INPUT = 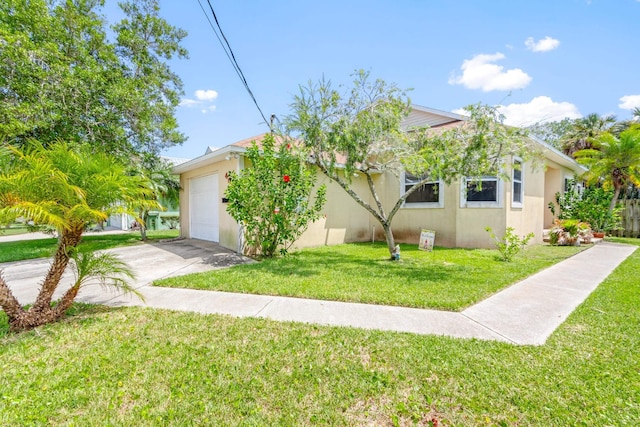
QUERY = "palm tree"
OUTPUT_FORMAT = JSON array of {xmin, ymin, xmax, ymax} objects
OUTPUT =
[
  {"xmin": 0, "ymin": 142, "xmax": 154, "ymax": 331},
  {"xmin": 561, "ymin": 113, "xmax": 616, "ymax": 157},
  {"xmin": 132, "ymin": 155, "xmax": 181, "ymax": 241},
  {"xmin": 574, "ymin": 127, "xmax": 640, "ymax": 211}
]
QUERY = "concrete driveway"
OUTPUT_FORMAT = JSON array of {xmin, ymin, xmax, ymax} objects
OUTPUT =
[{"xmin": 2, "ymin": 239, "xmax": 252, "ymax": 306}]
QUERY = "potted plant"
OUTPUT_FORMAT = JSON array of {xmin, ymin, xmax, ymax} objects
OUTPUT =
[{"xmin": 549, "ymin": 219, "xmax": 592, "ymax": 246}]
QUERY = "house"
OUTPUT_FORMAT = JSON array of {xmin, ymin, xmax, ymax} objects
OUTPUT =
[{"xmin": 173, "ymin": 106, "xmax": 586, "ymax": 251}]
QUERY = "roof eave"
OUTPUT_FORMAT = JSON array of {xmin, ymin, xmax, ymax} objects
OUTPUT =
[{"xmin": 172, "ymin": 145, "xmax": 247, "ymax": 174}]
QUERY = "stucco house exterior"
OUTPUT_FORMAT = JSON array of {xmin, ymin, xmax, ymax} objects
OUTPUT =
[{"xmin": 173, "ymin": 106, "xmax": 585, "ymax": 251}]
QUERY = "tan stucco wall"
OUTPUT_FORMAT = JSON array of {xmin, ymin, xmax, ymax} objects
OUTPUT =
[
  {"xmin": 543, "ymin": 160, "xmax": 578, "ymax": 229},
  {"xmin": 179, "ymin": 158, "xmax": 240, "ymax": 251},
  {"xmin": 506, "ymin": 161, "xmax": 546, "ymax": 245},
  {"xmin": 178, "ymin": 154, "xmax": 573, "ymax": 252},
  {"xmin": 293, "ymin": 171, "xmax": 373, "ymax": 249}
]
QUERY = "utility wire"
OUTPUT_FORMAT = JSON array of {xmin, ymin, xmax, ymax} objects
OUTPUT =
[{"xmin": 196, "ymin": 0, "xmax": 270, "ymax": 127}]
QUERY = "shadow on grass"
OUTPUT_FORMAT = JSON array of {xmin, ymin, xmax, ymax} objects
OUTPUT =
[{"xmin": 219, "ymin": 242, "xmax": 467, "ymax": 283}]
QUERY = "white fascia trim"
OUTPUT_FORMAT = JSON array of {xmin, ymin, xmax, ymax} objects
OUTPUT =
[
  {"xmin": 511, "ymin": 156, "xmax": 524, "ymax": 209},
  {"xmin": 411, "ymin": 104, "xmax": 469, "ymax": 122},
  {"xmin": 172, "ymin": 145, "xmax": 247, "ymax": 174}
]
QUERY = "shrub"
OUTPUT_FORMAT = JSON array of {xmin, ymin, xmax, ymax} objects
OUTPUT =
[
  {"xmin": 485, "ymin": 227, "xmax": 534, "ymax": 262},
  {"xmin": 548, "ymin": 180, "xmax": 621, "ymax": 233},
  {"xmin": 225, "ymin": 134, "xmax": 326, "ymax": 257},
  {"xmin": 160, "ymin": 215, "xmax": 180, "ymax": 229}
]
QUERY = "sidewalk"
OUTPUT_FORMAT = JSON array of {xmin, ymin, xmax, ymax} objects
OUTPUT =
[
  {"xmin": 77, "ymin": 241, "xmax": 636, "ymax": 346},
  {"xmin": 0, "ymin": 227, "xmax": 129, "ymax": 243}
]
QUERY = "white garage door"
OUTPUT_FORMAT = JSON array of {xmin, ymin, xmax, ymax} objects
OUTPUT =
[{"xmin": 189, "ymin": 174, "xmax": 219, "ymax": 241}]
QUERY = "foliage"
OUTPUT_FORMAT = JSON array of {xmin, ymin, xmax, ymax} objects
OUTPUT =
[
  {"xmin": 156, "ymin": 242, "xmax": 584, "ymax": 310},
  {"xmin": 0, "ymin": 0, "xmax": 187, "ymax": 158},
  {"xmin": 484, "ymin": 227, "xmax": 534, "ymax": 262},
  {"xmin": 132, "ymin": 155, "xmax": 181, "ymax": 240},
  {"xmin": 285, "ymin": 70, "xmax": 536, "ymax": 258},
  {"xmin": 0, "ymin": 142, "xmax": 153, "ymax": 330},
  {"xmin": 560, "ymin": 113, "xmax": 616, "ymax": 156},
  {"xmin": 574, "ymin": 127, "xmax": 640, "ymax": 211},
  {"xmin": 225, "ymin": 133, "xmax": 326, "ymax": 257},
  {"xmin": 2, "ymin": 246, "xmax": 638, "ymax": 424},
  {"xmin": 548, "ymin": 181, "xmax": 621, "ymax": 232},
  {"xmin": 549, "ymin": 219, "xmax": 592, "ymax": 246},
  {"xmin": 525, "ymin": 118, "xmax": 575, "ymax": 150},
  {"xmin": 160, "ymin": 215, "xmax": 180, "ymax": 229},
  {"xmin": 68, "ymin": 246, "xmax": 141, "ymax": 300}
]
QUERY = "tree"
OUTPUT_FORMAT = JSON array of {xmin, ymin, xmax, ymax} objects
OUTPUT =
[
  {"xmin": 225, "ymin": 133, "xmax": 326, "ymax": 257},
  {"xmin": 560, "ymin": 113, "xmax": 616, "ymax": 157},
  {"xmin": 286, "ymin": 71, "xmax": 535, "ymax": 258},
  {"xmin": 574, "ymin": 127, "xmax": 640, "ymax": 211},
  {"xmin": 0, "ymin": 0, "xmax": 187, "ymax": 158},
  {"xmin": 0, "ymin": 142, "xmax": 155, "ymax": 331},
  {"xmin": 526, "ymin": 118, "xmax": 574, "ymax": 150},
  {"xmin": 132, "ymin": 155, "xmax": 181, "ymax": 241}
]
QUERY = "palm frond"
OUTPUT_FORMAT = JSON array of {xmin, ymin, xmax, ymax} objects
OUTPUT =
[{"xmin": 69, "ymin": 248, "xmax": 144, "ymax": 301}]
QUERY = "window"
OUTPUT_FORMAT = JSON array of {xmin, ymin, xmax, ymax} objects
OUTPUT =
[
  {"xmin": 461, "ymin": 176, "xmax": 503, "ymax": 208},
  {"xmin": 402, "ymin": 172, "xmax": 442, "ymax": 207},
  {"xmin": 512, "ymin": 158, "xmax": 523, "ymax": 208}
]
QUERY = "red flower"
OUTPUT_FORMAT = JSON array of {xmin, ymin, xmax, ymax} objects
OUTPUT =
[
  {"xmin": 286, "ymin": 143, "xmax": 291, "ymax": 150},
  {"xmin": 283, "ymin": 175, "xmax": 290, "ymax": 183}
]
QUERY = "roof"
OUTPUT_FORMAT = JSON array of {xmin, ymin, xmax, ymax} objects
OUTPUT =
[{"xmin": 173, "ymin": 106, "xmax": 586, "ymax": 175}]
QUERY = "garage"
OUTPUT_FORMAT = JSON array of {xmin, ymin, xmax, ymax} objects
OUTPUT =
[{"xmin": 189, "ymin": 174, "xmax": 219, "ymax": 241}]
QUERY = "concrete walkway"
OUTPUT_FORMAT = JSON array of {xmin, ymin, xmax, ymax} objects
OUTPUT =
[
  {"xmin": 2, "ymin": 239, "xmax": 636, "ymax": 345},
  {"xmin": 84, "ymin": 242, "xmax": 636, "ymax": 346}
]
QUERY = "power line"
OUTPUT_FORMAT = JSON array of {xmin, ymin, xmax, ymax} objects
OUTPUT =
[{"xmin": 196, "ymin": 0, "xmax": 270, "ymax": 127}]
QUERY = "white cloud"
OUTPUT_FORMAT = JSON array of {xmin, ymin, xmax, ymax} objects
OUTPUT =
[
  {"xmin": 195, "ymin": 89, "xmax": 218, "ymax": 101},
  {"xmin": 451, "ymin": 107, "xmax": 469, "ymax": 117},
  {"xmin": 179, "ymin": 98, "xmax": 199, "ymax": 107},
  {"xmin": 448, "ymin": 53, "xmax": 532, "ymax": 92},
  {"xmin": 525, "ymin": 36, "xmax": 560, "ymax": 52},
  {"xmin": 619, "ymin": 94, "xmax": 640, "ymax": 110},
  {"xmin": 180, "ymin": 89, "xmax": 219, "ymax": 111},
  {"xmin": 497, "ymin": 96, "xmax": 581, "ymax": 126}
]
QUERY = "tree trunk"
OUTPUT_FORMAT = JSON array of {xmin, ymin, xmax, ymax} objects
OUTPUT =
[
  {"xmin": 381, "ymin": 222, "xmax": 396, "ymax": 259},
  {"xmin": 609, "ymin": 186, "xmax": 621, "ymax": 212},
  {"xmin": 0, "ymin": 272, "xmax": 24, "ymax": 323},
  {"xmin": 7, "ymin": 224, "xmax": 85, "ymax": 331}
]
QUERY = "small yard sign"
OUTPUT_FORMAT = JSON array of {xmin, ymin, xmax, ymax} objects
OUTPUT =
[{"xmin": 419, "ymin": 229, "xmax": 435, "ymax": 252}]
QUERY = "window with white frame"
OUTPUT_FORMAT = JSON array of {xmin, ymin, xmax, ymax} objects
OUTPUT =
[
  {"xmin": 461, "ymin": 176, "xmax": 502, "ymax": 207},
  {"xmin": 512, "ymin": 158, "xmax": 523, "ymax": 208},
  {"xmin": 402, "ymin": 172, "xmax": 442, "ymax": 207}
]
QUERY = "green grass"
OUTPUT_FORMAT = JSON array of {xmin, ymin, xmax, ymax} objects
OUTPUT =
[
  {"xmin": 0, "ymin": 230, "xmax": 179, "ymax": 263},
  {"xmin": 0, "ymin": 225, "xmax": 30, "ymax": 236},
  {"xmin": 156, "ymin": 242, "xmax": 585, "ymax": 310},
  {"xmin": 605, "ymin": 235, "xmax": 640, "ymax": 245},
  {"xmin": 1, "ymin": 241, "xmax": 638, "ymax": 425}
]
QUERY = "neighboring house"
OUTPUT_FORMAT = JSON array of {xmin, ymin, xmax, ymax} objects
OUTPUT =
[
  {"xmin": 107, "ymin": 156, "xmax": 190, "ymax": 231},
  {"xmin": 173, "ymin": 106, "xmax": 586, "ymax": 251}
]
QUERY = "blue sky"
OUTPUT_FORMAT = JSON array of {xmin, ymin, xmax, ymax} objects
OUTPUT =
[{"xmin": 108, "ymin": 0, "xmax": 640, "ymax": 159}]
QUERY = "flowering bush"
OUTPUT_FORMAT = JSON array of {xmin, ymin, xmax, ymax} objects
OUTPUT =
[{"xmin": 225, "ymin": 133, "xmax": 326, "ymax": 257}]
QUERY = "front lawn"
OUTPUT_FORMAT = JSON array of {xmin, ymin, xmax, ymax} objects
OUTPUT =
[
  {"xmin": 0, "ymin": 230, "xmax": 180, "ymax": 263},
  {"xmin": 156, "ymin": 242, "xmax": 585, "ymax": 310},
  {"xmin": 1, "ymin": 241, "xmax": 638, "ymax": 425}
]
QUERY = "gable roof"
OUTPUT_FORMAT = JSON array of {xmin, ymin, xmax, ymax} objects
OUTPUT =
[{"xmin": 174, "ymin": 106, "xmax": 586, "ymax": 175}]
